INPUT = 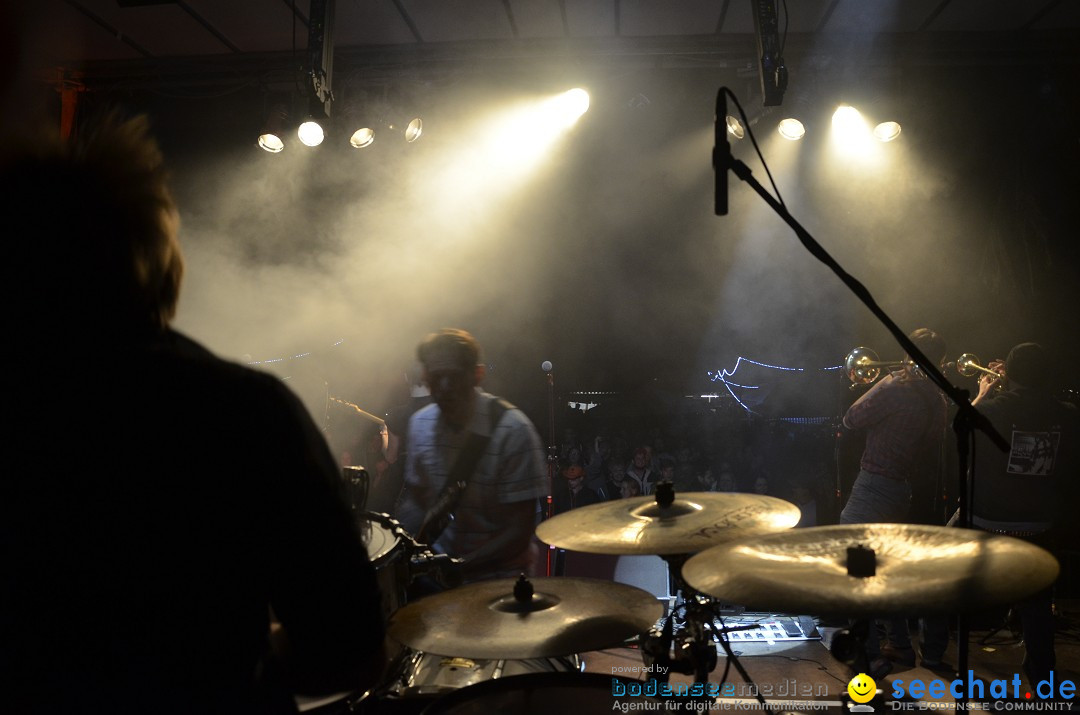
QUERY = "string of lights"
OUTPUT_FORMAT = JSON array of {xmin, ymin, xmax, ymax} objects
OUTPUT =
[
  {"xmin": 708, "ymin": 357, "xmax": 842, "ymax": 413},
  {"xmin": 244, "ymin": 339, "xmax": 345, "ymax": 367}
]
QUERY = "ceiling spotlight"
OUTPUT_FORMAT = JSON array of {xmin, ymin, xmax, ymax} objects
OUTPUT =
[
  {"xmin": 297, "ymin": 119, "xmax": 325, "ymax": 147},
  {"xmin": 777, "ymin": 118, "xmax": 805, "ymax": 141},
  {"xmin": 831, "ymin": 105, "xmax": 865, "ymax": 133},
  {"xmin": 258, "ymin": 133, "xmax": 285, "ymax": 154},
  {"xmin": 873, "ymin": 121, "xmax": 902, "ymax": 142},
  {"xmin": 349, "ymin": 126, "xmax": 375, "ymax": 148},
  {"xmin": 562, "ymin": 88, "xmax": 590, "ymax": 117},
  {"xmin": 549, "ymin": 88, "xmax": 590, "ymax": 127},
  {"xmin": 726, "ymin": 115, "xmax": 745, "ymax": 140},
  {"xmin": 257, "ymin": 104, "xmax": 288, "ymax": 153},
  {"xmin": 404, "ymin": 117, "xmax": 423, "ymax": 143}
]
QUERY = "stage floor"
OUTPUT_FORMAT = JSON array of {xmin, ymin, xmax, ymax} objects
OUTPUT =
[
  {"xmin": 320, "ymin": 601, "xmax": 1080, "ymax": 714},
  {"xmin": 579, "ymin": 603, "xmax": 1080, "ymax": 712}
]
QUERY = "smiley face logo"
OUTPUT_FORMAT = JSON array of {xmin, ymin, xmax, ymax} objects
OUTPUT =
[{"xmin": 848, "ymin": 672, "xmax": 877, "ymax": 703}]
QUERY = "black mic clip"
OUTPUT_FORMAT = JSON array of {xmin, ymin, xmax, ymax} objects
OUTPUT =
[
  {"xmin": 409, "ymin": 552, "xmax": 465, "ymax": 590},
  {"xmin": 714, "ymin": 87, "xmax": 731, "ymax": 216}
]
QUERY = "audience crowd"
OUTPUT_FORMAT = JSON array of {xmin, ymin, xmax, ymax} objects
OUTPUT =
[{"xmin": 509, "ymin": 405, "xmax": 836, "ymax": 525}]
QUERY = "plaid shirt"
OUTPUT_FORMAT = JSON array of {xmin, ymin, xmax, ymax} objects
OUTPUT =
[
  {"xmin": 398, "ymin": 390, "xmax": 547, "ymax": 579},
  {"xmin": 844, "ymin": 370, "xmax": 947, "ymax": 481}
]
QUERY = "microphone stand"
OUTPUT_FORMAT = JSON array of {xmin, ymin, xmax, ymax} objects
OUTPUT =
[
  {"xmin": 544, "ymin": 369, "xmax": 558, "ymax": 576},
  {"xmin": 832, "ymin": 416, "xmax": 844, "ymax": 522},
  {"xmin": 715, "ymin": 86, "xmax": 1009, "ymax": 694}
]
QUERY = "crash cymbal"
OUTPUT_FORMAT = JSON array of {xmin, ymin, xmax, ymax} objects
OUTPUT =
[
  {"xmin": 387, "ymin": 576, "xmax": 664, "ymax": 660},
  {"xmin": 535, "ymin": 491, "xmax": 801, "ymax": 555},
  {"xmin": 681, "ymin": 523, "xmax": 1060, "ymax": 617}
]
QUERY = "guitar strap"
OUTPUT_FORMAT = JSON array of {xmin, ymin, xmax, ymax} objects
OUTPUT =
[{"xmin": 416, "ymin": 397, "xmax": 511, "ymax": 545}]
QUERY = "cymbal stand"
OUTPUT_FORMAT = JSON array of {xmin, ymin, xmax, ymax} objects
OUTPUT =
[
  {"xmin": 714, "ymin": 624, "xmax": 777, "ymax": 715},
  {"xmin": 640, "ymin": 553, "xmax": 775, "ymax": 715},
  {"xmin": 829, "ymin": 618, "xmax": 871, "ymax": 678},
  {"xmin": 830, "ymin": 619, "xmax": 887, "ymax": 710}
]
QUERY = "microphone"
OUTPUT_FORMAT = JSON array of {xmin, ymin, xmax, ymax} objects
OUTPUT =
[
  {"xmin": 541, "ymin": 360, "xmax": 553, "ymax": 373},
  {"xmin": 713, "ymin": 87, "xmax": 729, "ymax": 216}
]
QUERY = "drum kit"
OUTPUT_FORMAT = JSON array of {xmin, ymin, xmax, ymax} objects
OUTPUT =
[{"xmin": 311, "ymin": 480, "xmax": 1059, "ymax": 714}]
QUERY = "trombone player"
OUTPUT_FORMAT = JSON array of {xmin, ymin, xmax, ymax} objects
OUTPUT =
[
  {"xmin": 966, "ymin": 343, "xmax": 1079, "ymax": 688},
  {"xmin": 840, "ymin": 328, "xmax": 951, "ymax": 676}
]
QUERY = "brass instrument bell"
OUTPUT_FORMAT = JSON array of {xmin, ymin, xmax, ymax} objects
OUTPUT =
[
  {"xmin": 844, "ymin": 347, "xmax": 905, "ymax": 385},
  {"xmin": 956, "ymin": 353, "xmax": 999, "ymax": 380}
]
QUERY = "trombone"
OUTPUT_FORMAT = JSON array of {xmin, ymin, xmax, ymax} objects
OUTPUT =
[{"xmin": 844, "ymin": 347, "xmax": 907, "ymax": 386}]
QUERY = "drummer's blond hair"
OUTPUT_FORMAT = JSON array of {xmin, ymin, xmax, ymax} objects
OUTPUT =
[{"xmin": 0, "ymin": 111, "xmax": 183, "ymax": 332}]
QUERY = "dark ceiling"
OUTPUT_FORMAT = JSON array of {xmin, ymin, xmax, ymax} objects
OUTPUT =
[
  {"xmin": 9, "ymin": 0, "xmax": 1080, "ymax": 419},
  {"xmin": 26, "ymin": 0, "xmax": 1080, "ymax": 88}
]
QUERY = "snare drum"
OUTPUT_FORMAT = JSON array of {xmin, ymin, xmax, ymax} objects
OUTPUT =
[{"xmin": 357, "ymin": 511, "xmax": 413, "ymax": 620}]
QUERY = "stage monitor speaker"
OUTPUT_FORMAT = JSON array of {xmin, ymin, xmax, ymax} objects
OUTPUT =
[{"xmin": 562, "ymin": 552, "xmax": 671, "ymax": 601}]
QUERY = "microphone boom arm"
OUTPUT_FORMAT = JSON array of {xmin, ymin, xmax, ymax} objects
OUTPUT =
[
  {"xmin": 719, "ymin": 90, "xmax": 1006, "ymax": 696},
  {"xmin": 724, "ymin": 154, "xmax": 1007, "ymax": 453}
]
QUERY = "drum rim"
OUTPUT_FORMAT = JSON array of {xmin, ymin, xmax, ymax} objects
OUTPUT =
[
  {"xmin": 358, "ymin": 511, "xmax": 406, "ymax": 564},
  {"xmin": 417, "ymin": 671, "xmax": 655, "ymax": 715}
]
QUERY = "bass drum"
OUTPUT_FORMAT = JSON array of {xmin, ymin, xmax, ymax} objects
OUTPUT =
[
  {"xmin": 295, "ymin": 690, "xmax": 359, "ymax": 715},
  {"xmin": 419, "ymin": 672, "xmax": 661, "ymax": 715},
  {"xmin": 386, "ymin": 649, "xmax": 581, "ymax": 699},
  {"xmin": 350, "ymin": 649, "xmax": 581, "ymax": 714}
]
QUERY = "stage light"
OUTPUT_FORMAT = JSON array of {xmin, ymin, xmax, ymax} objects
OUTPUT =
[
  {"xmin": 297, "ymin": 119, "xmax": 325, "ymax": 147},
  {"xmin": 349, "ymin": 126, "xmax": 375, "ymax": 148},
  {"xmin": 831, "ymin": 104, "xmax": 877, "ymax": 158},
  {"xmin": 404, "ymin": 117, "xmax": 423, "ymax": 143},
  {"xmin": 338, "ymin": 94, "xmax": 379, "ymax": 149},
  {"xmin": 873, "ymin": 121, "xmax": 902, "ymax": 142},
  {"xmin": 726, "ymin": 115, "xmax": 746, "ymax": 140},
  {"xmin": 777, "ymin": 118, "xmax": 805, "ymax": 140},
  {"xmin": 257, "ymin": 104, "xmax": 288, "ymax": 153},
  {"xmin": 552, "ymin": 88, "xmax": 590, "ymax": 127},
  {"xmin": 832, "ymin": 104, "xmax": 865, "ymax": 133},
  {"xmin": 258, "ymin": 132, "xmax": 285, "ymax": 153}
]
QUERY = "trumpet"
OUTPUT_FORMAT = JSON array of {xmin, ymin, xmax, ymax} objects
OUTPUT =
[
  {"xmin": 955, "ymin": 353, "xmax": 1005, "ymax": 382},
  {"xmin": 844, "ymin": 347, "xmax": 907, "ymax": 385}
]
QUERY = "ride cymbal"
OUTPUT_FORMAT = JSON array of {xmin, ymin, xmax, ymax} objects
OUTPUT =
[
  {"xmin": 681, "ymin": 523, "xmax": 1060, "ymax": 617},
  {"xmin": 387, "ymin": 576, "xmax": 664, "ymax": 660},
  {"xmin": 535, "ymin": 491, "xmax": 801, "ymax": 555}
]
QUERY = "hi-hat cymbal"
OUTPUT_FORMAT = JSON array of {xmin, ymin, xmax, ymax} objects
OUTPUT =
[
  {"xmin": 387, "ymin": 576, "xmax": 664, "ymax": 660},
  {"xmin": 681, "ymin": 523, "xmax": 1060, "ymax": 617},
  {"xmin": 535, "ymin": 491, "xmax": 801, "ymax": 555}
]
